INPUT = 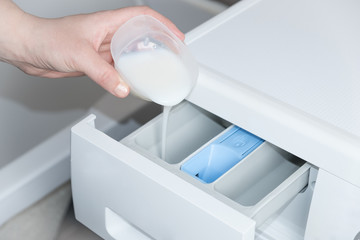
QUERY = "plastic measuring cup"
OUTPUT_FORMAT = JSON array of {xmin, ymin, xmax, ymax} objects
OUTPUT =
[{"xmin": 110, "ymin": 15, "xmax": 198, "ymax": 106}]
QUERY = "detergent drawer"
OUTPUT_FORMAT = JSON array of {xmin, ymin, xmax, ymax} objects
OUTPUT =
[{"xmin": 71, "ymin": 102, "xmax": 310, "ymax": 240}]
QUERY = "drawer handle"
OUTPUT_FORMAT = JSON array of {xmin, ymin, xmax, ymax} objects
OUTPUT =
[{"xmin": 105, "ymin": 208, "xmax": 152, "ymax": 240}]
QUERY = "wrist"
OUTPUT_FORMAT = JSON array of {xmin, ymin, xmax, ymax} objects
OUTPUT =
[{"xmin": 0, "ymin": 1, "xmax": 39, "ymax": 65}]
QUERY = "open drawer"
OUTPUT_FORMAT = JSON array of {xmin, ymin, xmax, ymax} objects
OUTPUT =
[{"xmin": 71, "ymin": 102, "xmax": 310, "ymax": 240}]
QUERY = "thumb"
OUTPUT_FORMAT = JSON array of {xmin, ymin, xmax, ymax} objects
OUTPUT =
[{"xmin": 78, "ymin": 49, "xmax": 129, "ymax": 98}]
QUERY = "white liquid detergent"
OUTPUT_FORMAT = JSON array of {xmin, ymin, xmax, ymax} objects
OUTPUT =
[
  {"xmin": 116, "ymin": 49, "xmax": 194, "ymax": 161},
  {"xmin": 111, "ymin": 15, "xmax": 198, "ymax": 162},
  {"xmin": 116, "ymin": 48, "xmax": 194, "ymax": 107},
  {"xmin": 161, "ymin": 105, "xmax": 172, "ymax": 160}
]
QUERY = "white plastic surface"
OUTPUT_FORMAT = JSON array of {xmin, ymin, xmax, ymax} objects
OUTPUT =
[
  {"xmin": 121, "ymin": 102, "xmax": 226, "ymax": 163},
  {"xmin": 188, "ymin": 0, "xmax": 360, "ymax": 137},
  {"xmin": 256, "ymin": 167, "xmax": 318, "ymax": 240},
  {"xmin": 71, "ymin": 113, "xmax": 256, "ymax": 240},
  {"xmin": 71, "ymin": 102, "xmax": 311, "ymax": 239},
  {"xmin": 105, "ymin": 208, "xmax": 152, "ymax": 240},
  {"xmin": 121, "ymin": 103, "xmax": 309, "ymax": 226},
  {"xmin": 185, "ymin": 0, "xmax": 360, "ymax": 187},
  {"xmin": 305, "ymin": 169, "xmax": 360, "ymax": 239}
]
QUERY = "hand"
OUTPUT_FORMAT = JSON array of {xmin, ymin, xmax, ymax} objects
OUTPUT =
[{"xmin": 0, "ymin": 1, "xmax": 184, "ymax": 98}]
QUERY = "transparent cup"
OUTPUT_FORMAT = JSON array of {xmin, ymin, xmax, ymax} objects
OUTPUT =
[{"xmin": 110, "ymin": 15, "xmax": 198, "ymax": 106}]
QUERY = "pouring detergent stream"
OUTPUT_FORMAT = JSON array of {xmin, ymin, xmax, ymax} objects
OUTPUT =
[{"xmin": 111, "ymin": 15, "xmax": 198, "ymax": 161}]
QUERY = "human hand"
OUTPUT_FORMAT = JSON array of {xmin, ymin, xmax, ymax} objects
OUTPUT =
[{"xmin": 0, "ymin": 2, "xmax": 184, "ymax": 98}]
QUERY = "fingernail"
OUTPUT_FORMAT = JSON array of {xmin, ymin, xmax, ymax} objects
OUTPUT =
[{"xmin": 114, "ymin": 84, "xmax": 129, "ymax": 98}]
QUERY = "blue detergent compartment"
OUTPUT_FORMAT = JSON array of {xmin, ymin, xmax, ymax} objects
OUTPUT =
[{"xmin": 181, "ymin": 126, "xmax": 264, "ymax": 183}]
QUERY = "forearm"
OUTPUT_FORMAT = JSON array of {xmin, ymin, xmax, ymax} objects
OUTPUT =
[
  {"xmin": 0, "ymin": 0, "xmax": 58, "ymax": 76},
  {"xmin": 0, "ymin": 0, "xmax": 26, "ymax": 63},
  {"xmin": 0, "ymin": 0, "xmax": 43, "ymax": 69}
]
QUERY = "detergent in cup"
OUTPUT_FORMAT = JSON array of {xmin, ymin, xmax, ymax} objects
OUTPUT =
[{"xmin": 110, "ymin": 15, "xmax": 198, "ymax": 107}]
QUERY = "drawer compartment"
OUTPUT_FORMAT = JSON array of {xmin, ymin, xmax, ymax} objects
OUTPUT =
[
  {"xmin": 214, "ymin": 143, "xmax": 304, "ymax": 207},
  {"xmin": 121, "ymin": 102, "xmax": 227, "ymax": 164},
  {"xmin": 71, "ymin": 102, "xmax": 310, "ymax": 240},
  {"xmin": 180, "ymin": 125, "xmax": 265, "ymax": 183}
]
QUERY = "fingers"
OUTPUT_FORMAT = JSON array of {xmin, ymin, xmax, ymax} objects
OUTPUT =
[
  {"xmin": 140, "ymin": 7, "xmax": 185, "ymax": 41},
  {"xmin": 77, "ymin": 48, "xmax": 129, "ymax": 98},
  {"xmin": 106, "ymin": 6, "xmax": 185, "ymax": 41}
]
